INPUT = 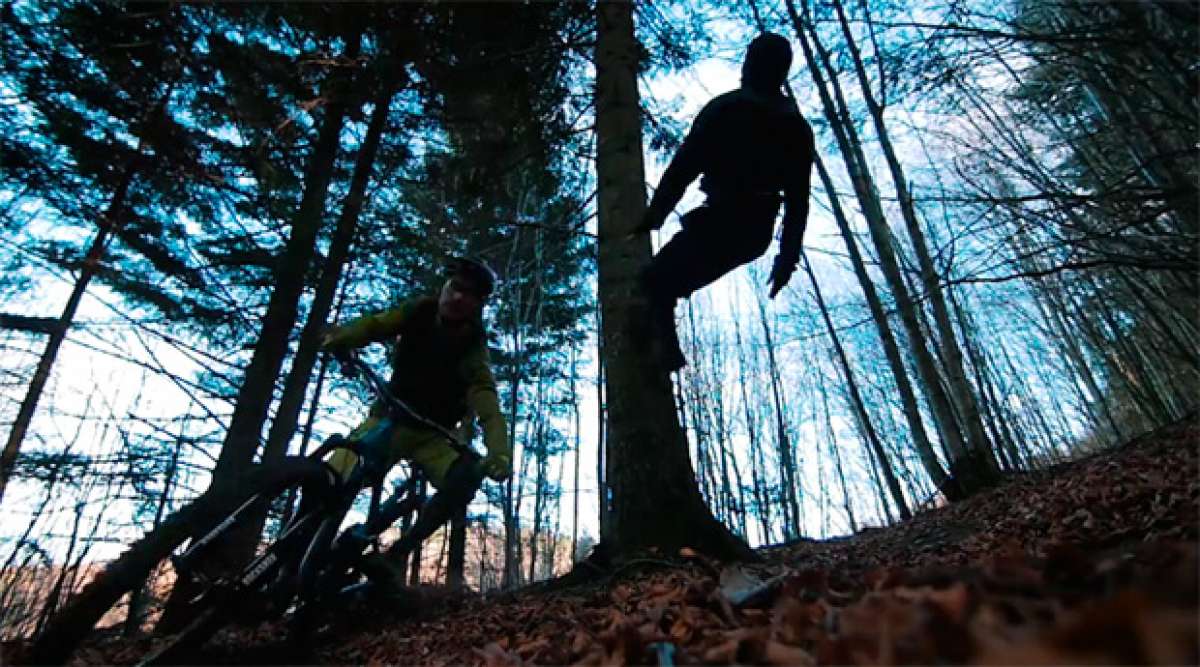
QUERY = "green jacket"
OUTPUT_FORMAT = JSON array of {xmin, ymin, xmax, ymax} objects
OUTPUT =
[{"xmin": 323, "ymin": 297, "xmax": 509, "ymax": 462}]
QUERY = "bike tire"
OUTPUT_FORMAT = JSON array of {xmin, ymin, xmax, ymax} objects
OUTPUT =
[
  {"xmin": 140, "ymin": 457, "xmax": 337, "ymax": 665},
  {"xmin": 138, "ymin": 603, "xmax": 224, "ymax": 666}
]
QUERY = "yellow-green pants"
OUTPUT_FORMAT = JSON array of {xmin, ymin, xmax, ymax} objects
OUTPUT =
[{"xmin": 324, "ymin": 416, "xmax": 459, "ymax": 489}]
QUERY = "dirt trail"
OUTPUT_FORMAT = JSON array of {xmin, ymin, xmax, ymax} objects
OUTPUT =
[{"xmin": 69, "ymin": 417, "xmax": 1200, "ymax": 665}]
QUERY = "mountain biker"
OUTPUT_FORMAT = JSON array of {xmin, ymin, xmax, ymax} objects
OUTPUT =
[
  {"xmin": 629, "ymin": 32, "xmax": 815, "ymax": 371},
  {"xmin": 319, "ymin": 256, "xmax": 511, "ymax": 585}
]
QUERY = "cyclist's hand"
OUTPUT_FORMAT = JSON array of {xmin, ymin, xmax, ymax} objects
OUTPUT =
[
  {"xmin": 481, "ymin": 452, "xmax": 512, "ymax": 481},
  {"xmin": 321, "ymin": 325, "xmax": 350, "ymax": 350}
]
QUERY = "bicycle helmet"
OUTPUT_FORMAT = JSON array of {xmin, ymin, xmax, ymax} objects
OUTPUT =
[{"xmin": 445, "ymin": 256, "xmax": 498, "ymax": 299}]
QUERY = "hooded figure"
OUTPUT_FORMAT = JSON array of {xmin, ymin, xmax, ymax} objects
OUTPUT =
[
  {"xmin": 742, "ymin": 31, "xmax": 793, "ymax": 94},
  {"xmin": 633, "ymin": 32, "xmax": 815, "ymax": 372}
]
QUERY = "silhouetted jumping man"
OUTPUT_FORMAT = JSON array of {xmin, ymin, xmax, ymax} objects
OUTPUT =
[{"xmin": 631, "ymin": 32, "xmax": 815, "ymax": 371}]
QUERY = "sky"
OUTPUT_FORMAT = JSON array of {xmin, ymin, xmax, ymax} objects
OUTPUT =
[{"xmin": 2, "ymin": 33, "xmax": 884, "ymax": 570}]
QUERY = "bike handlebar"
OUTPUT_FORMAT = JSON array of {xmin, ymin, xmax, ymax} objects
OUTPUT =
[{"xmin": 330, "ymin": 350, "xmax": 474, "ymax": 458}]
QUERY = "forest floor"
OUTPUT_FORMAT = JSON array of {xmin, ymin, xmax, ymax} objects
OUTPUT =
[{"xmin": 73, "ymin": 416, "xmax": 1198, "ymax": 665}]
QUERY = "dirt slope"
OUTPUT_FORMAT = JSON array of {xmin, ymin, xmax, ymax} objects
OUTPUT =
[{"xmin": 75, "ymin": 417, "xmax": 1199, "ymax": 665}]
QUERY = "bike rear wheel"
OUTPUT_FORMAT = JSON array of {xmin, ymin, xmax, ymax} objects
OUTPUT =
[{"xmin": 139, "ymin": 457, "xmax": 337, "ymax": 665}]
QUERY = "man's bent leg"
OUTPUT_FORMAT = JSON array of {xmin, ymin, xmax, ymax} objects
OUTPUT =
[
  {"xmin": 324, "ymin": 416, "xmax": 388, "ymax": 482},
  {"xmin": 651, "ymin": 204, "xmax": 777, "ymax": 298},
  {"xmin": 384, "ymin": 454, "xmax": 483, "ymax": 561},
  {"xmin": 358, "ymin": 427, "xmax": 480, "ymax": 590},
  {"xmin": 644, "ymin": 212, "xmax": 771, "ymax": 371},
  {"xmin": 643, "ymin": 227, "xmax": 703, "ymax": 371},
  {"xmin": 289, "ymin": 417, "xmax": 385, "ymax": 531}
]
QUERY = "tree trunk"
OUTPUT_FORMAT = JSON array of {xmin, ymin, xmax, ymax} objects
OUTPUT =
[
  {"xmin": 239, "ymin": 70, "xmax": 398, "ymax": 547},
  {"xmin": 786, "ymin": 0, "xmax": 997, "ymax": 497},
  {"xmin": 0, "ymin": 155, "xmax": 141, "ymax": 509},
  {"xmin": 409, "ymin": 478, "xmax": 427, "ymax": 586},
  {"xmin": 731, "ymin": 291, "xmax": 773, "ymax": 544},
  {"xmin": 830, "ymin": 0, "xmax": 997, "ymax": 478},
  {"xmin": 209, "ymin": 27, "xmax": 359, "ymax": 481},
  {"xmin": 804, "ymin": 57, "xmax": 949, "ymax": 487},
  {"xmin": 950, "ymin": 290, "xmax": 1025, "ymax": 470},
  {"xmin": 394, "ymin": 475, "xmax": 419, "ymax": 577},
  {"xmin": 501, "ymin": 249, "xmax": 523, "ymax": 589},
  {"xmin": 447, "ymin": 508, "xmax": 466, "ymax": 589},
  {"xmin": 862, "ymin": 428, "xmax": 895, "ymax": 525},
  {"xmin": 279, "ymin": 321, "xmax": 341, "ymax": 532},
  {"xmin": 124, "ymin": 424, "xmax": 185, "ymax": 638},
  {"xmin": 596, "ymin": 303, "xmax": 608, "ymax": 538},
  {"xmin": 803, "ymin": 254, "xmax": 910, "ymax": 520},
  {"xmin": 527, "ymin": 233, "xmax": 548, "ymax": 583},
  {"xmin": 500, "ymin": 430, "xmax": 519, "ymax": 588},
  {"xmin": 1036, "ymin": 284, "xmax": 1123, "ymax": 442},
  {"xmin": 822, "ymin": 386, "xmax": 857, "ymax": 532},
  {"xmin": 569, "ymin": 345, "xmax": 581, "ymax": 561},
  {"xmin": 754, "ymin": 291, "xmax": 804, "ymax": 537},
  {"xmin": 261, "ymin": 74, "xmax": 399, "ymax": 466},
  {"xmin": 528, "ymin": 413, "xmax": 545, "ymax": 584},
  {"xmin": 34, "ymin": 499, "xmax": 87, "ymax": 638},
  {"xmin": 593, "ymin": 0, "xmax": 748, "ymax": 561},
  {"xmin": 682, "ymin": 305, "xmax": 716, "ymax": 515},
  {"xmin": 157, "ymin": 31, "xmax": 360, "ymax": 629},
  {"xmin": 547, "ymin": 449, "xmax": 567, "ymax": 578}
]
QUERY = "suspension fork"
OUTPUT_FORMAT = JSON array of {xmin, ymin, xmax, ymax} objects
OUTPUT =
[{"xmin": 365, "ymin": 477, "xmax": 423, "ymax": 536}]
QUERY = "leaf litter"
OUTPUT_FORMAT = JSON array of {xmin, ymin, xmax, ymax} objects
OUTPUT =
[{"xmin": 74, "ymin": 417, "xmax": 1198, "ymax": 665}]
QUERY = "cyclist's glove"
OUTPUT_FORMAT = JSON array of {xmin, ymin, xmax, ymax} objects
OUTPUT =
[
  {"xmin": 321, "ymin": 327, "xmax": 357, "ymax": 371},
  {"xmin": 319, "ymin": 325, "xmax": 343, "ymax": 349},
  {"xmin": 481, "ymin": 452, "xmax": 512, "ymax": 481}
]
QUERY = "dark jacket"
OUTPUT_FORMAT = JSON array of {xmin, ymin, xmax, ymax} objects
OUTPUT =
[
  {"xmin": 646, "ymin": 87, "xmax": 815, "ymax": 263},
  {"xmin": 323, "ymin": 297, "xmax": 509, "ymax": 460}
]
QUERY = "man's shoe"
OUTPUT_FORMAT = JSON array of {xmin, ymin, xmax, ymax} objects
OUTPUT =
[
  {"xmin": 645, "ymin": 294, "xmax": 687, "ymax": 373},
  {"xmin": 358, "ymin": 553, "xmax": 407, "ymax": 594}
]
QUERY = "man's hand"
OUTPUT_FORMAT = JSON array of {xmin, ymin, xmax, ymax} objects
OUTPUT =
[
  {"xmin": 321, "ymin": 327, "xmax": 358, "ymax": 374},
  {"xmin": 480, "ymin": 452, "xmax": 512, "ymax": 481},
  {"xmin": 768, "ymin": 255, "xmax": 796, "ymax": 299}
]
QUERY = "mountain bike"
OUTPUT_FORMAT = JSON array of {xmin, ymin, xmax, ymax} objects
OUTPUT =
[{"xmin": 138, "ymin": 352, "xmax": 477, "ymax": 665}]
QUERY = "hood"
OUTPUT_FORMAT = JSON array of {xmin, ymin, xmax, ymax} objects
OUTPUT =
[{"xmin": 741, "ymin": 32, "xmax": 793, "ymax": 95}]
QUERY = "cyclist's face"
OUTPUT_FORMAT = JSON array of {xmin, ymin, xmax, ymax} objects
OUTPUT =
[{"xmin": 438, "ymin": 275, "xmax": 483, "ymax": 323}]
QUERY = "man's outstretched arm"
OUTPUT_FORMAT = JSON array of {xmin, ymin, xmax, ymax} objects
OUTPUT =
[
  {"xmin": 462, "ymin": 345, "xmax": 511, "ymax": 480},
  {"xmin": 322, "ymin": 301, "xmax": 414, "ymax": 350},
  {"xmin": 634, "ymin": 105, "xmax": 716, "ymax": 234},
  {"xmin": 769, "ymin": 119, "xmax": 816, "ymax": 298}
]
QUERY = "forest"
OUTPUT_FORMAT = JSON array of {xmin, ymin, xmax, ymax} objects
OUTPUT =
[{"xmin": 1, "ymin": 0, "xmax": 1196, "ymax": 664}]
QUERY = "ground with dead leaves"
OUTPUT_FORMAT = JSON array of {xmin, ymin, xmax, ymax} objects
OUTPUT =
[{"xmin": 71, "ymin": 417, "xmax": 1199, "ymax": 665}]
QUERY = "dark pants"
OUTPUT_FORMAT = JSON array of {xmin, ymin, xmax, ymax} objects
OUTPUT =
[
  {"xmin": 643, "ymin": 198, "xmax": 780, "ymax": 367},
  {"xmin": 384, "ymin": 453, "xmax": 482, "ymax": 560},
  {"xmin": 313, "ymin": 452, "xmax": 482, "ymax": 582}
]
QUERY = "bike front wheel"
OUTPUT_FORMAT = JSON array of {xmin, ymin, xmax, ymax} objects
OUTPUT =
[{"xmin": 139, "ymin": 456, "xmax": 338, "ymax": 665}]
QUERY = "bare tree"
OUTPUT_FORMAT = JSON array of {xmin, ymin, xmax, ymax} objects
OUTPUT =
[
  {"xmin": 802, "ymin": 253, "xmax": 910, "ymax": 519},
  {"xmin": 593, "ymin": 0, "xmax": 748, "ymax": 561}
]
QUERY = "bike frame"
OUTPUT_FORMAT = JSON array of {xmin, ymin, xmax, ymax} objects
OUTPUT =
[{"xmin": 172, "ymin": 351, "xmax": 475, "ymax": 613}]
